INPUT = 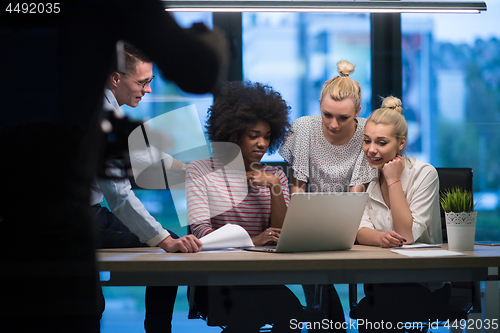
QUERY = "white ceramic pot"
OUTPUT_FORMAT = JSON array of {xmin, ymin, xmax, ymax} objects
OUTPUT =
[{"xmin": 445, "ymin": 211, "xmax": 477, "ymax": 251}]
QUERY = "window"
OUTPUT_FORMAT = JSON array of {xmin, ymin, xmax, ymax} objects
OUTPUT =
[
  {"xmin": 119, "ymin": 8, "xmax": 500, "ymax": 241},
  {"xmin": 243, "ymin": 12, "xmax": 371, "ymax": 161},
  {"xmin": 101, "ymin": 13, "xmax": 215, "ymax": 333},
  {"xmin": 120, "ymin": 12, "xmax": 213, "ymax": 236},
  {"xmin": 402, "ymin": 1, "xmax": 500, "ymax": 240}
]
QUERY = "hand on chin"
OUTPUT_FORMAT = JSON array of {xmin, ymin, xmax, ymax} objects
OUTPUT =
[{"xmin": 381, "ymin": 155, "xmax": 405, "ymax": 182}]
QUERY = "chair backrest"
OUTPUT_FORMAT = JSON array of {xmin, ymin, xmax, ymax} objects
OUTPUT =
[
  {"xmin": 264, "ymin": 161, "xmax": 314, "ymax": 192},
  {"xmin": 263, "ymin": 161, "xmax": 291, "ymax": 181},
  {"xmin": 435, "ymin": 168, "xmax": 473, "ymax": 242}
]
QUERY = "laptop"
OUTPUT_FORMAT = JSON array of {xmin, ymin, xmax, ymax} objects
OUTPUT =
[{"xmin": 244, "ymin": 192, "xmax": 368, "ymax": 253}]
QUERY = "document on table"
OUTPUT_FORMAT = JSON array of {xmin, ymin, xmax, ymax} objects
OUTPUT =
[
  {"xmin": 400, "ymin": 242, "xmax": 441, "ymax": 249},
  {"xmin": 199, "ymin": 224, "xmax": 254, "ymax": 251},
  {"xmin": 198, "ymin": 248, "xmax": 247, "ymax": 253},
  {"xmin": 392, "ymin": 249, "xmax": 465, "ymax": 257}
]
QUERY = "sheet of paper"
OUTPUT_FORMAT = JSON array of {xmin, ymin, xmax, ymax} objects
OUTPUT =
[
  {"xmin": 197, "ymin": 248, "xmax": 247, "ymax": 253},
  {"xmin": 199, "ymin": 224, "xmax": 254, "ymax": 251},
  {"xmin": 391, "ymin": 249, "xmax": 465, "ymax": 257},
  {"xmin": 400, "ymin": 242, "xmax": 441, "ymax": 249}
]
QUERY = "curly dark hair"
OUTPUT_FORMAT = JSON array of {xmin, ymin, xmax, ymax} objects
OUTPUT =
[{"xmin": 206, "ymin": 81, "xmax": 291, "ymax": 154}]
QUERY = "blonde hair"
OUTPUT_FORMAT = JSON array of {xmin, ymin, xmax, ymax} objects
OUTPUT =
[
  {"xmin": 319, "ymin": 60, "xmax": 361, "ymax": 111},
  {"xmin": 368, "ymin": 96, "xmax": 408, "ymax": 146},
  {"xmin": 124, "ymin": 42, "xmax": 151, "ymax": 74}
]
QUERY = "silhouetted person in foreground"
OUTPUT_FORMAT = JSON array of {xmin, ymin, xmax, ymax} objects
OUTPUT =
[{"xmin": 0, "ymin": 1, "xmax": 227, "ymax": 332}]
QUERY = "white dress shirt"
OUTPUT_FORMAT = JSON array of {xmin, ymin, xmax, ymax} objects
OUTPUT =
[
  {"xmin": 359, "ymin": 157, "xmax": 443, "ymax": 244},
  {"xmin": 359, "ymin": 158, "xmax": 445, "ymax": 291},
  {"xmin": 89, "ymin": 88, "xmax": 170, "ymax": 246}
]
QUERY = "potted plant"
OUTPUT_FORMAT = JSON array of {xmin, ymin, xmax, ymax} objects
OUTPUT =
[{"xmin": 440, "ymin": 187, "xmax": 477, "ymax": 251}]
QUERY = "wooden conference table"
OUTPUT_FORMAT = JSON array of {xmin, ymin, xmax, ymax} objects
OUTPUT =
[
  {"xmin": 97, "ymin": 244, "xmax": 500, "ymax": 328},
  {"xmin": 97, "ymin": 244, "xmax": 500, "ymax": 286}
]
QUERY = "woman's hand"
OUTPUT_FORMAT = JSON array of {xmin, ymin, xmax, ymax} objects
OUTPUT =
[
  {"xmin": 246, "ymin": 170, "xmax": 280, "ymax": 190},
  {"xmin": 378, "ymin": 230, "xmax": 407, "ymax": 248},
  {"xmin": 381, "ymin": 155, "xmax": 405, "ymax": 185},
  {"xmin": 251, "ymin": 227, "xmax": 281, "ymax": 246}
]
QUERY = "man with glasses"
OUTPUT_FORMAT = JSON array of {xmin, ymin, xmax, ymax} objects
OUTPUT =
[
  {"xmin": 107, "ymin": 46, "xmax": 155, "ymax": 108},
  {"xmin": 92, "ymin": 42, "xmax": 202, "ymax": 333}
]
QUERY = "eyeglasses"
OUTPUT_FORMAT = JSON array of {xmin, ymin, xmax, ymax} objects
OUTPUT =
[{"xmin": 118, "ymin": 72, "xmax": 155, "ymax": 88}]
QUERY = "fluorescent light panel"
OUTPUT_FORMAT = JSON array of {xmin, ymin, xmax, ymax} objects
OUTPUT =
[{"xmin": 163, "ymin": 1, "xmax": 487, "ymax": 13}]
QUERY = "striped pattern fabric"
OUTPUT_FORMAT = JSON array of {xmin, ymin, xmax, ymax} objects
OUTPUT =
[{"xmin": 186, "ymin": 158, "xmax": 290, "ymax": 238}]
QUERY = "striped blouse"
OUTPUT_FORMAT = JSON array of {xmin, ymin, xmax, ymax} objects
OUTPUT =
[{"xmin": 186, "ymin": 158, "xmax": 290, "ymax": 238}]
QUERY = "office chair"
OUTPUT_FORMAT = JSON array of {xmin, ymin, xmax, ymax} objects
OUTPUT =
[
  {"xmin": 188, "ymin": 286, "xmax": 266, "ymax": 330},
  {"xmin": 348, "ymin": 167, "xmax": 481, "ymax": 332},
  {"xmin": 188, "ymin": 286, "xmax": 330, "ymax": 332}
]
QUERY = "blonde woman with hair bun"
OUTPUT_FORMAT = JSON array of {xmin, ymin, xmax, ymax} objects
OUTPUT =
[
  {"xmin": 280, "ymin": 59, "xmax": 375, "ymax": 194},
  {"xmin": 279, "ymin": 60, "xmax": 376, "ymax": 330},
  {"xmin": 352, "ymin": 96, "xmax": 449, "ymax": 333},
  {"xmin": 358, "ymin": 95, "xmax": 442, "ymax": 246}
]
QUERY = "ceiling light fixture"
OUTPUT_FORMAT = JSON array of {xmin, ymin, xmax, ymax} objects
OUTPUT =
[{"xmin": 162, "ymin": 1, "xmax": 487, "ymax": 14}]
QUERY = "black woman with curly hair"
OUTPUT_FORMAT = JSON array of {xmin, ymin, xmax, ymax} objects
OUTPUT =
[{"xmin": 185, "ymin": 81, "xmax": 304, "ymax": 333}]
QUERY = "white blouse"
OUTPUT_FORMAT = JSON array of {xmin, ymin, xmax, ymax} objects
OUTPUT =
[
  {"xmin": 359, "ymin": 157, "xmax": 443, "ymax": 244},
  {"xmin": 279, "ymin": 115, "xmax": 376, "ymax": 192}
]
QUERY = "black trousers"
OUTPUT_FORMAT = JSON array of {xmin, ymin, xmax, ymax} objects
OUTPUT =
[
  {"xmin": 351, "ymin": 283, "xmax": 451, "ymax": 333},
  {"xmin": 193, "ymin": 285, "xmax": 304, "ymax": 333},
  {"xmin": 302, "ymin": 284, "xmax": 347, "ymax": 332}
]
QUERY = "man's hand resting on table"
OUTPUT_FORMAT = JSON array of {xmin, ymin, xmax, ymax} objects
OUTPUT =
[{"xmin": 157, "ymin": 235, "xmax": 203, "ymax": 253}]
